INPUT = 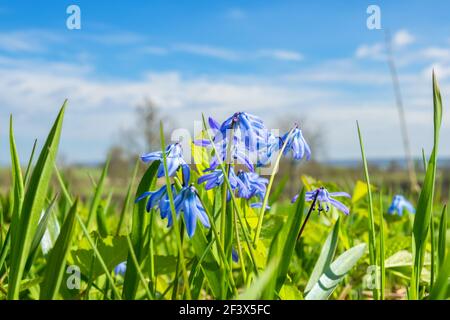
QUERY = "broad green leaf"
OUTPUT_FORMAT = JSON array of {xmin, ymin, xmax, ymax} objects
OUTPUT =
[
  {"xmin": 305, "ymin": 243, "xmax": 366, "ymax": 300},
  {"xmin": 411, "ymin": 72, "xmax": 442, "ymax": 299},
  {"xmin": 305, "ymin": 218, "xmax": 340, "ymax": 293},
  {"xmin": 8, "ymin": 102, "xmax": 66, "ymax": 300},
  {"xmin": 72, "ymin": 233, "xmax": 128, "ymax": 278},
  {"xmin": 40, "ymin": 199, "xmax": 78, "ymax": 299}
]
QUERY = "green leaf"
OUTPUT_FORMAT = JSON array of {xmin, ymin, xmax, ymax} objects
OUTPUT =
[
  {"xmin": 72, "ymin": 233, "xmax": 128, "ymax": 278},
  {"xmin": 411, "ymin": 72, "xmax": 442, "ymax": 299},
  {"xmin": 273, "ymin": 188, "xmax": 306, "ymax": 292},
  {"xmin": 8, "ymin": 102, "xmax": 66, "ymax": 300},
  {"xmin": 123, "ymin": 160, "xmax": 159, "ymax": 299},
  {"xmin": 305, "ymin": 243, "xmax": 366, "ymax": 300},
  {"xmin": 86, "ymin": 157, "xmax": 110, "ymax": 229},
  {"xmin": 238, "ymin": 261, "xmax": 277, "ymax": 300},
  {"xmin": 429, "ymin": 252, "xmax": 450, "ymax": 300},
  {"xmin": 305, "ymin": 218, "xmax": 340, "ymax": 293},
  {"xmin": 40, "ymin": 199, "xmax": 78, "ymax": 299},
  {"xmin": 438, "ymin": 205, "xmax": 447, "ymax": 268},
  {"xmin": 24, "ymin": 195, "xmax": 58, "ymax": 275}
]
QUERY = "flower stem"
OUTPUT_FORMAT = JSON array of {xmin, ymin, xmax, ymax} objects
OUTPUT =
[
  {"xmin": 159, "ymin": 121, "xmax": 191, "ymax": 300},
  {"xmin": 253, "ymin": 127, "xmax": 296, "ymax": 245},
  {"xmin": 297, "ymin": 189, "xmax": 320, "ymax": 241}
]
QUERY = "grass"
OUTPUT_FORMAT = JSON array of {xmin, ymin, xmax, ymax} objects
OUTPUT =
[{"xmin": 0, "ymin": 72, "xmax": 448, "ymax": 300}]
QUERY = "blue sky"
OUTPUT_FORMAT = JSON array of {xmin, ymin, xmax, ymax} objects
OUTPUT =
[{"xmin": 0, "ymin": 1, "xmax": 449, "ymax": 164}]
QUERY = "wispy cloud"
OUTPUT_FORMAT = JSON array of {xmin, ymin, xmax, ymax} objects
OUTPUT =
[
  {"xmin": 355, "ymin": 29, "xmax": 415, "ymax": 60},
  {"xmin": 258, "ymin": 49, "xmax": 303, "ymax": 61},
  {"xmin": 0, "ymin": 30, "xmax": 63, "ymax": 53},
  {"xmin": 173, "ymin": 43, "xmax": 240, "ymax": 61}
]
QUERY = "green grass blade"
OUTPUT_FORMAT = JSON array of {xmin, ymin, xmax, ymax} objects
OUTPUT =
[
  {"xmin": 379, "ymin": 193, "xmax": 385, "ymax": 300},
  {"xmin": 411, "ymin": 72, "xmax": 442, "ymax": 299},
  {"xmin": 428, "ymin": 252, "xmax": 450, "ymax": 300},
  {"xmin": 116, "ymin": 160, "xmax": 139, "ymax": 236},
  {"xmin": 24, "ymin": 195, "xmax": 58, "ymax": 275},
  {"xmin": 40, "ymin": 199, "xmax": 78, "ymax": 299},
  {"xmin": 123, "ymin": 160, "xmax": 159, "ymax": 299},
  {"xmin": 305, "ymin": 217, "xmax": 340, "ymax": 293},
  {"xmin": 356, "ymin": 121, "xmax": 377, "ymax": 299},
  {"xmin": 273, "ymin": 188, "xmax": 306, "ymax": 292},
  {"xmin": 438, "ymin": 205, "xmax": 447, "ymax": 268},
  {"xmin": 305, "ymin": 243, "xmax": 366, "ymax": 300},
  {"xmin": 86, "ymin": 156, "xmax": 110, "ymax": 230},
  {"xmin": 125, "ymin": 233, "xmax": 153, "ymax": 299},
  {"xmin": 23, "ymin": 139, "xmax": 37, "ymax": 185},
  {"xmin": 8, "ymin": 101, "xmax": 66, "ymax": 300},
  {"xmin": 75, "ymin": 214, "xmax": 121, "ymax": 299}
]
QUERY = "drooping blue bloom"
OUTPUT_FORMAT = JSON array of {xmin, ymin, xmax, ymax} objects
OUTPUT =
[
  {"xmin": 135, "ymin": 184, "xmax": 177, "ymax": 226},
  {"xmin": 114, "ymin": 261, "xmax": 127, "ymax": 277},
  {"xmin": 281, "ymin": 125, "xmax": 311, "ymax": 161},
  {"xmin": 218, "ymin": 112, "xmax": 266, "ymax": 151},
  {"xmin": 174, "ymin": 186, "xmax": 210, "ymax": 238},
  {"xmin": 236, "ymin": 170, "xmax": 268, "ymax": 200},
  {"xmin": 141, "ymin": 143, "xmax": 190, "ymax": 183},
  {"xmin": 195, "ymin": 113, "xmax": 268, "ymax": 171},
  {"xmin": 292, "ymin": 187, "xmax": 350, "ymax": 215},
  {"xmin": 257, "ymin": 131, "xmax": 281, "ymax": 167},
  {"xmin": 388, "ymin": 195, "xmax": 415, "ymax": 216},
  {"xmin": 198, "ymin": 168, "xmax": 239, "ymax": 191}
]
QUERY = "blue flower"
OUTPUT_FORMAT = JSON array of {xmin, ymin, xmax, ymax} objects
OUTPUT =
[
  {"xmin": 141, "ymin": 143, "xmax": 190, "ymax": 183},
  {"xmin": 281, "ymin": 125, "xmax": 311, "ymax": 161},
  {"xmin": 198, "ymin": 169, "xmax": 239, "ymax": 191},
  {"xmin": 388, "ymin": 195, "xmax": 415, "ymax": 216},
  {"xmin": 195, "ymin": 113, "xmax": 268, "ymax": 172},
  {"xmin": 257, "ymin": 131, "xmax": 281, "ymax": 167},
  {"xmin": 135, "ymin": 184, "xmax": 177, "ymax": 226},
  {"xmin": 292, "ymin": 187, "xmax": 350, "ymax": 215},
  {"xmin": 219, "ymin": 112, "xmax": 266, "ymax": 151},
  {"xmin": 114, "ymin": 261, "xmax": 127, "ymax": 277},
  {"xmin": 236, "ymin": 170, "xmax": 268, "ymax": 200},
  {"xmin": 174, "ymin": 186, "xmax": 210, "ymax": 238}
]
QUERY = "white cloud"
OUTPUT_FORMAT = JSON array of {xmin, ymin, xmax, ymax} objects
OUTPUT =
[
  {"xmin": 258, "ymin": 49, "xmax": 303, "ymax": 61},
  {"xmin": 355, "ymin": 43, "xmax": 385, "ymax": 60},
  {"xmin": 0, "ymin": 30, "xmax": 63, "ymax": 53},
  {"xmin": 356, "ymin": 29, "xmax": 415, "ymax": 60},
  {"xmin": 172, "ymin": 44, "xmax": 240, "ymax": 61},
  {"xmin": 393, "ymin": 29, "xmax": 415, "ymax": 48}
]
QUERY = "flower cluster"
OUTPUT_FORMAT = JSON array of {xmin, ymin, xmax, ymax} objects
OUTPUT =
[
  {"xmin": 195, "ymin": 112, "xmax": 311, "ymax": 209},
  {"xmin": 137, "ymin": 142, "xmax": 210, "ymax": 238}
]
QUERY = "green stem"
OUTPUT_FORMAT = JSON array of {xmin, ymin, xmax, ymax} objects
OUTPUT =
[
  {"xmin": 159, "ymin": 122, "xmax": 191, "ymax": 300},
  {"xmin": 253, "ymin": 127, "xmax": 296, "ymax": 245}
]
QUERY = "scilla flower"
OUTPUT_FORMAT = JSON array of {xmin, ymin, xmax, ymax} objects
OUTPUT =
[
  {"xmin": 136, "ymin": 184, "xmax": 177, "ymax": 226},
  {"xmin": 174, "ymin": 185, "xmax": 210, "ymax": 238},
  {"xmin": 198, "ymin": 169, "xmax": 239, "ymax": 191},
  {"xmin": 141, "ymin": 143, "xmax": 190, "ymax": 182},
  {"xmin": 281, "ymin": 125, "xmax": 311, "ymax": 161},
  {"xmin": 236, "ymin": 170, "xmax": 268, "ymax": 200},
  {"xmin": 114, "ymin": 261, "xmax": 127, "ymax": 277},
  {"xmin": 388, "ymin": 195, "xmax": 415, "ymax": 216},
  {"xmin": 292, "ymin": 187, "xmax": 350, "ymax": 215}
]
